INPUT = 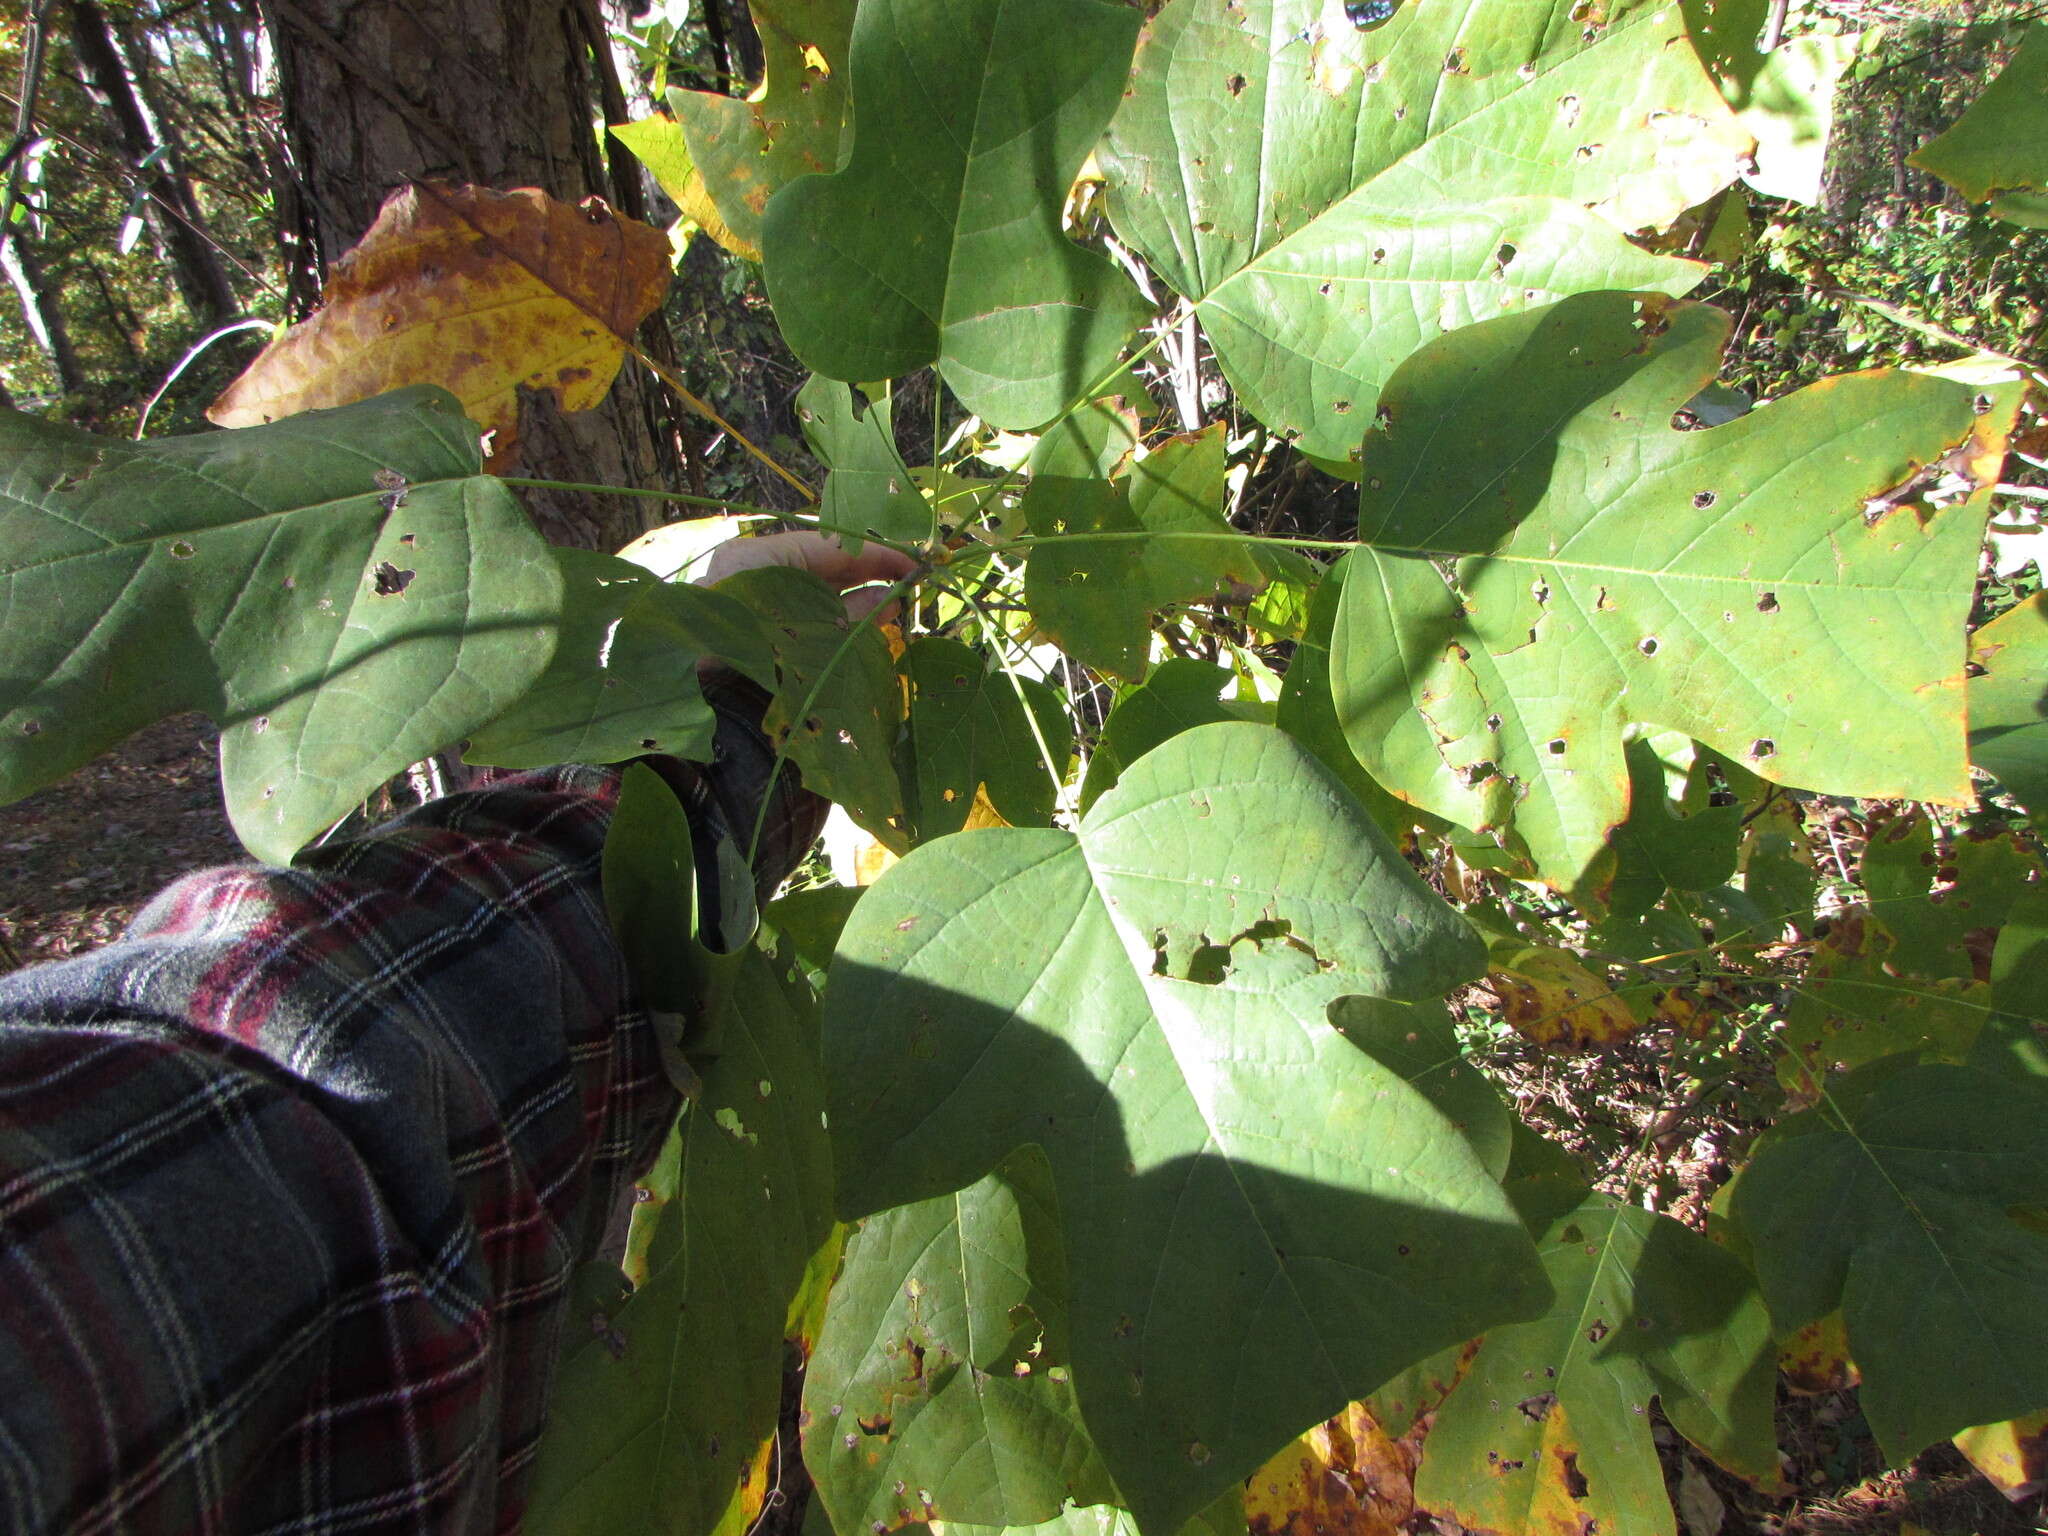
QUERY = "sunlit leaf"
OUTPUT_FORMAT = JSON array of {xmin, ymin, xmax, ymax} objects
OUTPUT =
[
  {"xmin": 1415, "ymin": 1178, "xmax": 1782, "ymax": 1536},
  {"xmin": 0, "ymin": 388, "xmax": 558, "ymax": 864},
  {"xmin": 211, "ymin": 184, "xmax": 669, "ymax": 468},
  {"xmin": 1953, "ymin": 1409, "xmax": 2048, "ymax": 1500},
  {"xmin": 1242, "ymin": 1401, "xmax": 1421, "ymax": 1536},
  {"xmin": 825, "ymin": 721, "xmax": 1547, "ymax": 1534},
  {"xmin": 1486, "ymin": 943, "xmax": 1640, "ymax": 1050},
  {"xmin": 762, "ymin": 0, "xmax": 1146, "ymax": 429},
  {"xmin": 1099, "ymin": 0, "xmax": 1741, "ymax": 459},
  {"xmin": 1909, "ymin": 23, "xmax": 2048, "ymax": 227},
  {"xmin": 668, "ymin": 0, "xmax": 856, "ymax": 260},
  {"xmin": 1332, "ymin": 292, "xmax": 2000, "ymax": 897}
]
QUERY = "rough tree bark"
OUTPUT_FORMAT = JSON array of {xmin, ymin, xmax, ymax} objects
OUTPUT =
[{"xmin": 255, "ymin": 0, "xmax": 684, "ymax": 549}]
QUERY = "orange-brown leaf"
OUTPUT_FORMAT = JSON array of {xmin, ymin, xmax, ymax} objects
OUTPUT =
[
  {"xmin": 210, "ymin": 183, "xmax": 669, "ymax": 468},
  {"xmin": 1245, "ymin": 1401, "xmax": 1424, "ymax": 1536},
  {"xmin": 1489, "ymin": 945, "xmax": 1641, "ymax": 1050}
]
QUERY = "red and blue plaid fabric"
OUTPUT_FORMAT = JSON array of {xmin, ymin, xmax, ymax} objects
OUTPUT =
[{"xmin": 0, "ymin": 766, "xmax": 682, "ymax": 1534}]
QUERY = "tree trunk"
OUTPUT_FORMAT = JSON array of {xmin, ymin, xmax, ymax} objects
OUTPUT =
[
  {"xmin": 2, "ymin": 238, "xmax": 89, "ymax": 395},
  {"xmin": 65, "ymin": 0, "xmax": 242, "ymax": 327},
  {"xmin": 254, "ymin": 0, "xmax": 684, "ymax": 549}
]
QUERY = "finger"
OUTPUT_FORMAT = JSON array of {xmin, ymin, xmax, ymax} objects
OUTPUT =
[
  {"xmin": 841, "ymin": 584, "xmax": 901, "ymax": 626},
  {"xmin": 835, "ymin": 540, "xmax": 925, "ymax": 589}
]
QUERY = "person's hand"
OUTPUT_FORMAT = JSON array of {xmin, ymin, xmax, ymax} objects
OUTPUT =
[{"xmin": 699, "ymin": 530, "xmax": 919, "ymax": 623}]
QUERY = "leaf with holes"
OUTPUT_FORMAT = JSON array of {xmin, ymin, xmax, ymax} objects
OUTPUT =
[
  {"xmin": 761, "ymin": 0, "xmax": 1146, "ymax": 429},
  {"xmin": 1242, "ymin": 1400, "xmax": 1423, "ymax": 1536},
  {"xmin": 1909, "ymin": 23, "xmax": 2048, "ymax": 228},
  {"xmin": 465, "ymin": 550, "xmax": 715, "ymax": 769},
  {"xmin": 667, "ymin": 0, "xmax": 856, "ymax": 260},
  {"xmin": 825, "ymin": 721, "xmax": 1547, "ymax": 1536},
  {"xmin": 1414, "ymin": 1177, "xmax": 1781, "ymax": 1536},
  {"xmin": 1331, "ymin": 292, "xmax": 2004, "ymax": 898},
  {"xmin": 1727, "ymin": 1060, "xmax": 2048, "ymax": 1461},
  {"xmin": 1097, "ymin": 0, "xmax": 1741, "ymax": 461},
  {"xmin": 0, "ymin": 387, "xmax": 557, "ymax": 864},
  {"xmin": 797, "ymin": 376, "xmax": 934, "ymax": 549},
  {"xmin": 801, "ymin": 1149, "xmax": 1115, "ymax": 1534},
  {"xmin": 1970, "ymin": 591, "xmax": 2048, "ymax": 820},
  {"xmin": 211, "ymin": 184, "xmax": 669, "ymax": 469},
  {"xmin": 900, "ymin": 637, "xmax": 1071, "ymax": 841}
]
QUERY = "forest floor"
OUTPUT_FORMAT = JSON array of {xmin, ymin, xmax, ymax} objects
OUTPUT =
[{"xmin": 0, "ymin": 714, "xmax": 240, "ymax": 967}]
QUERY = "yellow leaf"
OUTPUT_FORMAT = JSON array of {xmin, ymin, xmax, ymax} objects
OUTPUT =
[
  {"xmin": 210, "ymin": 183, "xmax": 670, "ymax": 470},
  {"xmin": 1777, "ymin": 1312, "xmax": 1859, "ymax": 1395},
  {"xmin": 1245, "ymin": 1401, "xmax": 1421, "ymax": 1536},
  {"xmin": 1953, "ymin": 1409, "xmax": 2048, "ymax": 1499},
  {"xmin": 668, "ymin": 0, "xmax": 854, "ymax": 260},
  {"xmin": 1489, "ymin": 945, "xmax": 1640, "ymax": 1049}
]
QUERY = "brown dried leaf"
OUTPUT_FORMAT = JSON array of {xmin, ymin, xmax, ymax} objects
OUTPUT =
[{"xmin": 210, "ymin": 183, "xmax": 669, "ymax": 469}]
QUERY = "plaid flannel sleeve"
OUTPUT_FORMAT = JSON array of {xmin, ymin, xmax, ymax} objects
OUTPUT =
[{"xmin": 0, "ymin": 763, "xmax": 696, "ymax": 1535}]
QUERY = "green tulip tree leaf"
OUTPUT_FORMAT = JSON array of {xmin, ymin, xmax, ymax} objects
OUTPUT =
[
  {"xmin": 1777, "ymin": 812, "xmax": 2043, "ymax": 1093},
  {"xmin": 798, "ymin": 375, "xmax": 935, "ymax": 550},
  {"xmin": 1415, "ymin": 1178, "xmax": 1781, "ymax": 1536},
  {"xmin": 900, "ymin": 637, "xmax": 1072, "ymax": 840},
  {"xmin": 712, "ymin": 565, "xmax": 911, "ymax": 852},
  {"xmin": 0, "ymin": 387, "xmax": 558, "ymax": 865},
  {"xmin": 1332, "ymin": 293, "xmax": 1999, "ymax": 898},
  {"xmin": 465, "ymin": 550, "xmax": 715, "ymax": 769},
  {"xmin": 1274, "ymin": 554, "xmax": 1445, "ymax": 847},
  {"xmin": 1970, "ymin": 591, "xmax": 2048, "ymax": 819},
  {"xmin": 1024, "ymin": 426, "xmax": 1289, "ymax": 679},
  {"xmin": 824, "ymin": 721, "xmax": 1549, "ymax": 1535},
  {"xmin": 1598, "ymin": 736, "xmax": 1743, "ymax": 939},
  {"xmin": 529, "ymin": 798, "xmax": 835, "ymax": 1536},
  {"xmin": 802, "ymin": 1149, "xmax": 1116, "ymax": 1534},
  {"xmin": 762, "ymin": 0, "xmax": 1146, "ymax": 429},
  {"xmin": 1098, "ymin": 0, "xmax": 1744, "ymax": 460},
  {"xmin": 669, "ymin": 0, "xmax": 856, "ymax": 259},
  {"xmin": 1909, "ymin": 23, "xmax": 2048, "ymax": 228},
  {"xmin": 1727, "ymin": 1061, "xmax": 2048, "ymax": 1462},
  {"xmin": 1076, "ymin": 660, "xmax": 1265, "ymax": 813}
]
